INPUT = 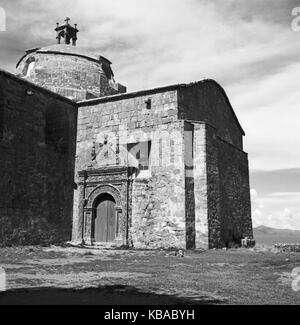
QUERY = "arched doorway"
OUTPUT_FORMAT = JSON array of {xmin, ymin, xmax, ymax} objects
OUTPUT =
[{"xmin": 93, "ymin": 193, "xmax": 116, "ymax": 243}]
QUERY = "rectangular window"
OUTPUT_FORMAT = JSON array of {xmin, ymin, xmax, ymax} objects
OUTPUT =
[{"xmin": 127, "ymin": 141, "xmax": 151, "ymax": 170}]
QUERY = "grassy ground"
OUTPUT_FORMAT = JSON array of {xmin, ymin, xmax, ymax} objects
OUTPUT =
[{"xmin": 0, "ymin": 246, "xmax": 300, "ymax": 305}]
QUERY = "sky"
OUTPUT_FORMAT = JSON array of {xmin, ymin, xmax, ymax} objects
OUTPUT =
[{"xmin": 0, "ymin": 0, "xmax": 299, "ymax": 230}]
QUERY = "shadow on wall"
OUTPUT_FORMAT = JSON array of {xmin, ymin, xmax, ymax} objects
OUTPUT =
[{"xmin": 0, "ymin": 284, "xmax": 224, "ymax": 305}]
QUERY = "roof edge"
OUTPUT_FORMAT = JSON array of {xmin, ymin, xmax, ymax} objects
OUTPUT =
[
  {"xmin": 77, "ymin": 81, "xmax": 199, "ymax": 106},
  {"xmin": 16, "ymin": 47, "xmax": 113, "ymax": 68},
  {"xmin": 189, "ymin": 79, "xmax": 246, "ymax": 136},
  {"xmin": 77, "ymin": 79, "xmax": 245, "ymax": 136},
  {"xmin": 36, "ymin": 49, "xmax": 100, "ymax": 64}
]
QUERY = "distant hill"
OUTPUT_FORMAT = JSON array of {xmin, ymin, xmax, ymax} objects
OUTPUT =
[{"xmin": 254, "ymin": 225, "xmax": 300, "ymax": 246}]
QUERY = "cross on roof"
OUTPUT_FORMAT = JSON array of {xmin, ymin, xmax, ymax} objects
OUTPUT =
[{"xmin": 55, "ymin": 17, "xmax": 79, "ymax": 45}]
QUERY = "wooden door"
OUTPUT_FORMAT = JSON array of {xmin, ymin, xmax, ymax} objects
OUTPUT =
[{"xmin": 94, "ymin": 195, "xmax": 116, "ymax": 242}]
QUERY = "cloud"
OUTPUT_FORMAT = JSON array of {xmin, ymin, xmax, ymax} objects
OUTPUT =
[
  {"xmin": 0, "ymin": 0, "xmax": 298, "ymax": 172},
  {"xmin": 2, "ymin": 1, "xmax": 299, "ymax": 87},
  {"xmin": 251, "ymin": 188, "xmax": 300, "ymax": 230},
  {"xmin": 251, "ymin": 188, "xmax": 265, "ymax": 228},
  {"xmin": 269, "ymin": 192, "xmax": 300, "ymax": 197},
  {"xmin": 262, "ymin": 209, "xmax": 300, "ymax": 230},
  {"xmin": 252, "ymin": 209, "xmax": 263, "ymax": 228},
  {"xmin": 250, "ymin": 188, "xmax": 264, "ymax": 209},
  {"xmin": 232, "ymin": 62, "xmax": 300, "ymax": 171},
  {"xmin": 250, "ymin": 169, "xmax": 300, "ymax": 198}
]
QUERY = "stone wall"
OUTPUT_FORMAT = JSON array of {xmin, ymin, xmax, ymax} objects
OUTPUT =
[
  {"xmin": 192, "ymin": 122, "xmax": 209, "ymax": 249},
  {"xmin": 206, "ymin": 124, "xmax": 223, "ymax": 248},
  {"xmin": 0, "ymin": 70, "xmax": 77, "ymax": 246},
  {"xmin": 205, "ymin": 124, "xmax": 253, "ymax": 248},
  {"xmin": 131, "ymin": 122, "xmax": 186, "ymax": 249},
  {"xmin": 178, "ymin": 81, "xmax": 244, "ymax": 149},
  {"xmin": 216, "ymin": 137, "xmax": 253, "ymax": 246},
  {"xmin": 16, "ymin": 49, "xmax": 126, "ymax": 101},
  {"xmin": 75, "ymin": 89, "xmax": 179, "ymax": 172},
  {"xmin": 74, "ymin": 90, "xmax": 187, "ymax": 248},
  {"xmin": 74, "ymin": 81, "xmax": 252, "ymax": 249},
  {"xmin": 184, "ymin": 122, "xmax": 196, "ymax": 249}
]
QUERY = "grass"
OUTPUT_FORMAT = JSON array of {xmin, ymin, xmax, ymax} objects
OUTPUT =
[{"xmin": 0, "ymin": 245, "xmax": 300, "ymax": 305}]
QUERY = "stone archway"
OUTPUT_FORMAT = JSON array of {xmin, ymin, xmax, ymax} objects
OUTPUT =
[
  {"xmin": 75, "ymin": 167, "xmax": 133, "ymax": 247},
  {"xmin": 83, "ymin": 184, "xmax": 124, "ymax": 245},
  {"xmin": 86, "ymin": 184, "xmax": 122, "ymax": 210},
  {"xmin": 92, "ymin": 193, "xmax": 116, "ymax": 243}
]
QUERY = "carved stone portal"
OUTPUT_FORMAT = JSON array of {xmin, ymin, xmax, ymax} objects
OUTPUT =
[{"xmin": 77, "ymin": 166, "xmax": 135, "ymax": 246}]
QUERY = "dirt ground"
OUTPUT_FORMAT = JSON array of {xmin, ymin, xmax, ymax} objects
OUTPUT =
[{"xmin": 0, "ymin": 245, "xmax": 300, "ymax": 305}]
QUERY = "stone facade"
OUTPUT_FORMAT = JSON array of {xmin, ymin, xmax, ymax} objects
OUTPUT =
[
  {"xmin": 72, "ymin": 81, "xmax": 253, "ymax": 249},
  {"xmin": 16, "ymin": 45, "xmax": 126, "ymax": 101},
  {"xmin": 3, "ymin": 29, "xmax": 253, "ymax": 249},
  {"xmin": 0, "ymin": 69, "xmax": 77, "ymax": 246}
]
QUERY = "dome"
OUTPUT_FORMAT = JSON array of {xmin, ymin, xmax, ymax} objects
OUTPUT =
[{"xmin": 16, "ymin": 44, "xmax": 126, "ymax": 101}]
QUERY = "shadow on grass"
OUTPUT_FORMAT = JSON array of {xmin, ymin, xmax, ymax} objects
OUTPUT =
[{"xmin": 0, "ymin": 284, "xmax": 224, "ymax": 305}]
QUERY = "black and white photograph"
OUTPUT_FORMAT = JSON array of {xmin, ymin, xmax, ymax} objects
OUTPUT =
[{"xmin": 0, "ymin": 0, "xmax": 300, "ymax": 310}]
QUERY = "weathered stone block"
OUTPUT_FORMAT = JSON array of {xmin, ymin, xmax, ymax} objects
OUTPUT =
[{"xmin": 0, "ymin": 70, "xmax": 77, "ymax": 246}]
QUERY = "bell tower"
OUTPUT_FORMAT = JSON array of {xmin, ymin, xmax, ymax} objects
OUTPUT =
[{"xmin": 55, "ymin": 17, "xmax": 79, "ymax": 46}]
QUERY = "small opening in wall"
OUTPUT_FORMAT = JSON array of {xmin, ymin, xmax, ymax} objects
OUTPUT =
[
  {"xmin": 26, "ymin": 89, "xmax": 34, "ymax": 96},
  {"xmin": 145, "ymin": 98, "xmax": 151, "ymax": 110}
]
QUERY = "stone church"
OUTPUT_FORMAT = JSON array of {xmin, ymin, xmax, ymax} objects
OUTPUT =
[{"xmin": 0, "ymin": 19, "xmax": 253, "ymax": 249}]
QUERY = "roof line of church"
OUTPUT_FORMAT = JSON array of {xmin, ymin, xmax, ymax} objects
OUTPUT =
[
  {"xmin": 0, "ymin": 69, "xmax": 76, "ymax": 106},
  {"xmin": 16, "ymin": 47, "xmax": 112, "ymax": 69},
  {"xmin": 78, "ymin": 79, "xmax": 245, "ymax": 135},
  {"xmin": 78, "ymin": 80, "xmax": 207, "ymax": 106}
]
